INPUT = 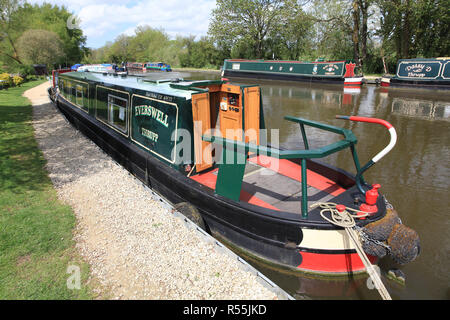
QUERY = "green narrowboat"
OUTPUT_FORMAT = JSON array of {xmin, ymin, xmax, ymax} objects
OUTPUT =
[
  {"xmin": 381, "ymin": 57, "xmax": 450, "ymax": 89},
  {"xmin": 145, "ymin": 62, "xmax": 172, "ymax": 72},
  {"xmin": 48, "ymin": 70, "xmax": 419, "ymax": 275},
  {"xmin": 222, "ymin": 59, "xmax": 363, "ymax": 86}
]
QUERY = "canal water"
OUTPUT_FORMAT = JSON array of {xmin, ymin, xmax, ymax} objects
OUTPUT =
[{"xmin": 182, "ymin": 70, "xmax": 450, "ymax": 300}]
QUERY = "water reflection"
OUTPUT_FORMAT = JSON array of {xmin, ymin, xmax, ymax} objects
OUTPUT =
[{"xmin": 391, "ymin": 98, "xmax": 450, "ymax": 120}]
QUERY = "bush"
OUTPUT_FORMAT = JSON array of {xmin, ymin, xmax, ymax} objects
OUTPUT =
[
  {"xmin": 0, "ymin": 73, "xmax": 13, "ymax": 87},
  {"xmin": 14, "ymin": 64, "xmax": 36, "ymax": 79},
  {"xmin": 13, "ymin": 75, "xmax": 24, "ymax": 86}
]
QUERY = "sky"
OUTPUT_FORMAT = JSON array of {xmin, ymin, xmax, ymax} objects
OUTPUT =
[{"xmin": 28, "ymin": 0, "xmax": 217, "ymax": 48}]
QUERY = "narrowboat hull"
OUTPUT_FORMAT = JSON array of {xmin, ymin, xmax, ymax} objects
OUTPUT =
[
  {"xmin": 382, "ymin": 58, "xmax": 450, "ymax": 90},
  {"xmin": 389, "ymin": 78, "xmax": 450, "ymax": 90},
  {"xmin": 52, "ymin": 89, "xmax": 385, "ymax": 275},
  {"xmin": 222, "ymin": 59, "xmax": 361, "ymax": 86},
  {"xmin": 223, "ymin": 69, "xmax": 347, "ymax": 84}
]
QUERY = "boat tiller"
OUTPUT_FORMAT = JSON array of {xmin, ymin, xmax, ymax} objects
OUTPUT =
[{"xmin": 336, "ymin": 116, "xmax": 397, "ymax": 215}]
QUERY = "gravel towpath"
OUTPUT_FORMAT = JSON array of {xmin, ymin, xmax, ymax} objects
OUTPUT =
[{"xmin": 25, "ymin": 82, "xmax": 280, "ymax": 300}]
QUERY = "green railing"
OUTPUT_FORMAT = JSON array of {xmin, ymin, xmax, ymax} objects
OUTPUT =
[{"xmin": 202, "ymin": 116, "xmax": 363, "ymax": 218}]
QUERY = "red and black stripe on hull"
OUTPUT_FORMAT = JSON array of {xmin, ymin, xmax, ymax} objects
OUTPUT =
[{"xmin": 54, "ymin": 92, "xmax": 386, "ymax": 275}]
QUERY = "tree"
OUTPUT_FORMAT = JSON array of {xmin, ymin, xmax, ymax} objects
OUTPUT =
[
  {"xmin": 208, "ymin": 0, "xmax": 286, "ymax": 58},
  {"xmin": 16, "ymin": 29, "xmax": 64, "ymax": 67},
  {"xmin": 268, "ymin": 1, "xmax": 314, "ymax": 60},
  {"xmin": 0, "ymin": 0, "xmax": 24, "ymax": 64},
  {"xmin": 0, "ymin": 1, "xmax": 88, "ymax": 69},
  {"xmin": 107, "ymin": 34, "xmax": 133, "ymax": 63},
  {"xmin": 358, "ymin": 0, "xmax": 373, "ymax": 64},
  {"xmin": 179, "ymin": 36, "xmax": 223, "ymax": 68},
  {"xmin": 128, "ymin": 26, "xmax": 170, "ymax": 62},
  {"xmin": 308, "ymin": 0, "xmax": 354, "ymax": 60},
  {"xmin": 408, "ymin": 0, "xmax": 449, "ymax": 57},
  {"xmin": 376, "ymin": 0, "xmax": 449, "ymax": 61}
]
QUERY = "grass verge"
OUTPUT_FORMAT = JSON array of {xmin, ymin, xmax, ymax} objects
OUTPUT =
[{"xmin": 0, "ymin": 81, "xmax": 93, "ymax": 299}]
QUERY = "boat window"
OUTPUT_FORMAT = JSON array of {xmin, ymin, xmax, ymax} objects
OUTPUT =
[
  {"xmin": 75, "ymin": 84, "xmax": 89, "ymax": 111},
  {"xmin": 279, "ymin": 66, "xmax": 283, "ymax": 71},
  {"xmin": 64, "ymin": 80, "xmax": 70, "ymax": 98},
  {"xmin": 62, "ymin": 80, "xmax": 66, "ymax": 96},
  {"xmin": 76, "ymin": 85, "xmax": 83, "ymax": 107},
  {"xmin": 269, "ymin": 66, "xmax": 273, "ymax": 70},
  {"xmin": 72, "ymin": 83, "xmax": 77, "ymax": 103},
  {"xmin": 107, "ymin": 94, "xmax": 127, "ymax": 132},
  {"xmin": 289, "ymin": 67, "xmax": 293, "ymax": 71},
  {"xmin": 65, "ymin": 81, "xmax": 75, "ymax": 103}
]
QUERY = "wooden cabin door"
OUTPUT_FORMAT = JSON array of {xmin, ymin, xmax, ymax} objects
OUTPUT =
[
  {"xmin": 218, "ymin": 84, "xmax": 243, "ymax": 141},
  {"xmin": 192, "ymin": 92, "xmax": 213, "ymax": 172},
  {"xmin": 243, "ymin": 86, "xmax": 260, "ymax": 144}
]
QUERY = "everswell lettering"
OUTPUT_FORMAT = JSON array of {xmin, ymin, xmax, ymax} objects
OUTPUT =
[{"xmin": 135, "ymin": 105, "xmax": 169, "ymax": 128}]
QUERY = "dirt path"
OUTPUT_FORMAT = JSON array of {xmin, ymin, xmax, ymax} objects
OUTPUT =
[{"xmin": 25, "ymin": 82, "xmax": 280, "ymax": 300}]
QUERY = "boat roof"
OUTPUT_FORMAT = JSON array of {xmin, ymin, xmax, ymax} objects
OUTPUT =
[
  {"xmin": 225, "ymin": 58, "xmax": 347, "ymax": 64},
  {"xmin": 397, "ymin": 57, "xmax": 450, "ymax": 62},
  {"xmin": 61, "ymin": 71, "xmax": 221, "ymax": 99}
]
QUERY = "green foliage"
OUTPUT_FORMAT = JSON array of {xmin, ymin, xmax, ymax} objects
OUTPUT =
[
  {"xmin": 41, "ymin": 0, "xmax": 448, "ymax": 73},
  {"xmin": 376, "ymin": 0, "xmax": 449, "ymax": 59},
  {"xmin": 179, "ymin": 37, "xmax": 223, "ymax": 68},
  {"xmin": 11, "ymin": 64, "xmax": 35, "ymax": 78},
  {"xmin": 0, "ymin": 73, "xmax": 13, "ymax": 87},
  {"xmin": 16, "ymin": 29, "xmax": 64, "ymax": 68},
  {"xmin": 0, "ymin": 1, "xmax": 88, "ymax": 70},
  {"xmin": 209, "ymin": 0, "xmax": 292, "ymax": 59},
  {"xmin": 205, "ymin": 0, "xmax": 448, "ymax": 73},
  {"xmin": 85, "ymin": 26, "xmax": 187, "ymax": 67},
  {"xmin": 12, "ymin": 74, "xmax": 23, "ymax": 86}
]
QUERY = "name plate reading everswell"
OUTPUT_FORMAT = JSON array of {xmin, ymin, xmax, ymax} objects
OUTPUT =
[{"xmin": 131, "ymin": 94, "xmax": 178, "ymax": 164}]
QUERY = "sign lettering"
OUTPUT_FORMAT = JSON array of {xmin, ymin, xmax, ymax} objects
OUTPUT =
[{"xmin": 135, "ymin": 105, "xmax": 169, "ymax": 128}]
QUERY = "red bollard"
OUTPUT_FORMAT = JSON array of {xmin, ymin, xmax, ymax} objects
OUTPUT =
[{"xmin": 360, "ymin": 184, "xmax": 381, "ymax": 215}]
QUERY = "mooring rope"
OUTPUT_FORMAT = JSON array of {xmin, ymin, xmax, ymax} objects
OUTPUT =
[{"xmin": 310, "ymin": 202, "xmax": 392, "ymax": 300}]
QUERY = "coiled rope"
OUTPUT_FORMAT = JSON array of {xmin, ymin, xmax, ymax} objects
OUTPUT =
[{"xmin": 310, "ymin": 202, "xmax": 392, "ymax": 300}]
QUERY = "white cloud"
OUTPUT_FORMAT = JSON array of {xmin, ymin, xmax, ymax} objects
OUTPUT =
[{"xmin": 27, "ymin": 0, "xmax": 216, "ymax": 48}]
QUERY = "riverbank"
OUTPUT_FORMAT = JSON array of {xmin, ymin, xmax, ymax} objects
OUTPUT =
[
  {"xmin": 27, "ymin": 82, "xmax": 287, "ymax": 300},
  {"xmin": 0, "ymin": 80, "xmax": 93, "ymax": 299}
]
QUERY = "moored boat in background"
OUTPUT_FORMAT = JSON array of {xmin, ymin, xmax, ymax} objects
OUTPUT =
[
  {"xmin": 77, "ymin": 64, "xmax": 116, "ymax": 73},
  {"xmin": 222, "ymin": 59, "xmax": 363, "ymax": 86},
  {"xmin": 126, "ymin": 62, "xmax": 146, "ymax": 73},
  {"xmin": 381, "ymin": 58, "xmax": 450, "ymax": 90},
  {"xmin": 145, "ymin": 62, "xmax": 172, "ymax": 72},
  {"xmin": 70, "ymin": 63, "xmax": 83, "ymax": 71}
]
